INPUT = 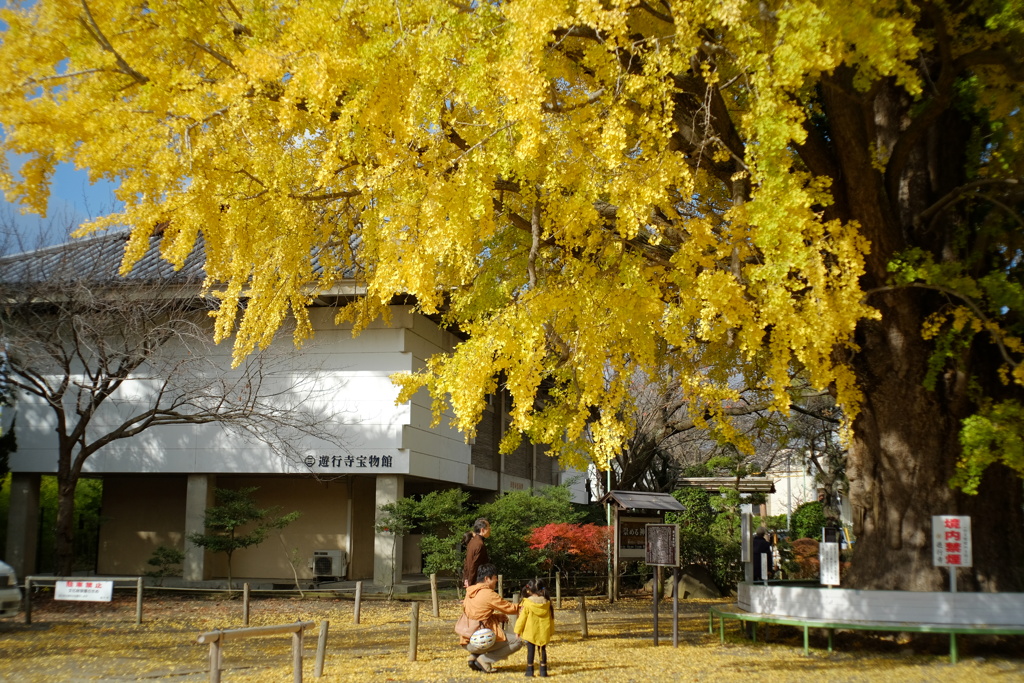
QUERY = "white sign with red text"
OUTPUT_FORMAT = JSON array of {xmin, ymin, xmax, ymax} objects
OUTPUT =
[
  {"xmin": 932, "ymin": 516, "xmax": 972, "ymax": 568},
  {"xmin": 55, "ymin": 580, "xmax": 114, "ymax": 602}
]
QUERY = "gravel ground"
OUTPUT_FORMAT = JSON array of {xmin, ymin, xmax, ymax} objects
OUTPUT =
[{"xmin": 0, "ymin": 592, "xmax": 1021, "ymax": 682}]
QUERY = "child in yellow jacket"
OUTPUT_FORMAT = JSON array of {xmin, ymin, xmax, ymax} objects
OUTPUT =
[{"xmin": 514, "ymin": 578, "xmax": 554, "ymax": 677}]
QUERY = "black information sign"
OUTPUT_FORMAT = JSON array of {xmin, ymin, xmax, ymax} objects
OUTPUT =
[{"xmin": 645, "ymin": 524, "xmax": 680, "ymax": 567}]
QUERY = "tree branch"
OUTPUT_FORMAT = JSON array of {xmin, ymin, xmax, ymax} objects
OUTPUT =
[
  {"xmin": 187, "ymin": 38, "xmax": 238, "ymax": 71},
  {"xmin": 863, "ymin": 281, "xmax": 1019, "ymax": 368},
  {"xmin": 914, "ymin": 178, "xmax": 1022, "ymax": 232},
  {"xmin": 78, "ymin": 0, "xmax": 149, "ymax": 86}
]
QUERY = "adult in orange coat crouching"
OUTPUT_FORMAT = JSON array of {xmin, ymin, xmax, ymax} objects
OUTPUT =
[{"xmin": 461, "ymin": 563, "xmax": 522, "ymax": 673}]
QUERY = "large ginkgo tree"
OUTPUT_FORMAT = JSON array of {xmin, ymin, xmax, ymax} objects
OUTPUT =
[{"xmin": 1, "ymin": 0, "xmax": 1022, "ymax": 590}]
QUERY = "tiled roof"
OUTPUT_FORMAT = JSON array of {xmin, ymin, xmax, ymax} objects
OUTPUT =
[
  {"xmin": 0, "ymin": 229, "xmax": 360, "ymax": 288},
  {"xmin": 598, "ymin": 490, "xmax": 687, "ymax": 511},
  {"xmin": 0, "ymin": 229, "xmax": 206, "ymax": 286}
]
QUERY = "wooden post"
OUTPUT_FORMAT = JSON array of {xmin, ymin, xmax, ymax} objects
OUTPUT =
[
  {"xmin": 136, "ymin": 577, "xmax": 144, "ymax": 626},
  {"xmin": 314, "ymin": 620, "xmax": 329, "ymax": 678},
  {"xmin": 579, "ymin": 595, "xmax": 588, "ymax": 639},
  {"xmin": 653, "ymin": 566, "xmax": 660, "ymax": 646},
  {"xmin": 292, "ymin": 627, "xmax": 303, "ymax": 682},
  {"xmin": 23, "ymin": 578, "xmax": 32, "ymax": 625},
  {"xmin": 430, "ymin": 573, "xmax": 439, "ymax": 618},
  {"xmin": 497, "ymin": 574, "xmax": 503, "ymax": 598},
  {"xmin": 672, "ymin": 567, "xmax": 679, "ymax": 648},
  {"xmin": 353, "ymin": 581, "xmax": 363, "ymax": 624},
  {"xmin": 208, "ymin": 638, "xmax": 222, "ymax": 683},
  {"xmin": 197, "ymin": 622, "xmax": 314, "ymax": 683},
  {"xmin": 555, "ymin": 573, "xmax": 561, "ymax": 610},
  {"xmin": 612, "ymin": 508, "xmax": 620, "ymax": 603},
  {"xmin": 408, "ymin": 602, "xmax": 420, "ymax": 662},
  {"xmin": 243, "ymin": 583, "xmax": 250, "ymax": 627},
  {"xmin": 509, "ymin": 592, "xmax": 521, "ymax": 632}
]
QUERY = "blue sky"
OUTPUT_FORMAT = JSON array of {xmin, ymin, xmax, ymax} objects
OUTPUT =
[{"xmin": 1, "ymin": 157, "xmax": 122, "ymax": 254}]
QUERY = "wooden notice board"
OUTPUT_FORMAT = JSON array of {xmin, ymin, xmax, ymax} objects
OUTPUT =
[{"xmin": 644, "ymin": 524, "xmax": 679, "ymax": 567}]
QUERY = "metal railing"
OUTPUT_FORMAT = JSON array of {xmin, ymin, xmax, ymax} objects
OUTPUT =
[{"xmin": 23, "ymin": 576, "xmax": 143, "ymax": 625}]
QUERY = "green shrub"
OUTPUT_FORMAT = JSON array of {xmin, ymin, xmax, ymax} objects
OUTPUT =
[
  {"xmin": 791, "ymin": 501, "xmax": 828, "ymax": 540},
  {"xmin": 145, "ymin": 546, "xmax": 184, "ymax": 584},
  {"xmin": 477, "ymin": 485, "xmax": 585, "ymax": 582},
  {"xmin": 666, "ymin": 486, "xmax": 744, "ymax": 592},
  {"xmin": 380, "ymin": 483, "xmax": 585, "ymax": 589}
]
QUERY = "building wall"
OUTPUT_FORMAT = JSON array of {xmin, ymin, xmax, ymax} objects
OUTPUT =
[
  {"xmin": 505, "ymin": 441, "xmax": 532, "ymax": 480},
  {"xmin": 97, "ymin": 476, "xmax": 187, "ymax": 575},
  {"xmin": 205, "ymin": 476, "xmax": 351, "ymax": 582},
  {"xmin": 471, "ymin": 399, "xmax": 499, "ymax": 472},
  {"xmin": 8, "ymin": 306, "xmax": 475, "ymax": 484},
  {"xmin": 535, "ymin": 445, "xmax": 557, "ymax": 486},
  {"xmin": 98, "ymin": 474, "xmax": 354, "ymax": 580},
  {"xmin": 349, "ymin": 475, "xmax": 377, "ymax": 580},
  {"xmin": 766, "ymin": 463, "xmax": 820, "ymax": 519}
]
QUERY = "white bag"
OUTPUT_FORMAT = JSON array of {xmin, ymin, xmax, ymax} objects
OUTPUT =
[{"xmin": 467, "ymin": 627, "xmax": 496, "ymax": 654}]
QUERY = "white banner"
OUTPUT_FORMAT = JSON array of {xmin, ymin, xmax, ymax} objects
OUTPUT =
[{"xmin": 55, "ymin": 580, "xmax": 113, "ymax": 602}]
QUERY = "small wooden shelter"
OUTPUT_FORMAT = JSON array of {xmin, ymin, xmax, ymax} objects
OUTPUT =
[{"xmin": 599, "ymin": 490, "xmax": 685, "ymax": 601}]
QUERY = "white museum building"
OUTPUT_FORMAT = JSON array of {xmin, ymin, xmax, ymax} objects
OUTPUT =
[{"xmin": 1, "ymin": 232, "xmax": 585, "ymax": 587}]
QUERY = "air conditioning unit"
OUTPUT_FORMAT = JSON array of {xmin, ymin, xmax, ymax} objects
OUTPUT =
[{"xmin": 312, "ymin": 550, "xmax": 347, "ymax": 578}]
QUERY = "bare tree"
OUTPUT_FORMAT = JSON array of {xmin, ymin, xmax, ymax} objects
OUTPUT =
[
  {"xmin": 785, "ymin": 395, "xmax": 846, "ymax": 522},
  {"xmin": 595, "ymin": 367, "xmax": 840, "ymax": 495},
  {"xmin": 0, "ymin": 232, "xmax": 349, "ymax": 575}
]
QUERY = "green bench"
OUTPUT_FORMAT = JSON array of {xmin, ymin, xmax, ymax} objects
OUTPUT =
[{"xmin": 708, "ymin": 603, "xmax": 1024, "ymax": 663}]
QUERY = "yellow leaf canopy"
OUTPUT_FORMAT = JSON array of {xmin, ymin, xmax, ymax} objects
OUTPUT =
[{"xmin": 5, "ymin": 0, "xmax": 1012, "ymax": 471}]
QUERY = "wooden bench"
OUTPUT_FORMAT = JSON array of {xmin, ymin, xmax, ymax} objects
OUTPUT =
[{"xmin": 708, "ymin": 603, "xmax": 1024, "ymax": 663}]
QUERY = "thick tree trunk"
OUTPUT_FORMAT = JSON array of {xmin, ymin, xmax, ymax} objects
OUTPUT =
[
  {"xmin": 845, "ymin": 290, "xmax": 1024, "ymax": 592},
  {"xmin": 822, "ymin": 72, "xmax": 1024, "ymax": 591},
  {"xmin": 55, "ymin": 475, "xmax": 78, "ymax": 577}
]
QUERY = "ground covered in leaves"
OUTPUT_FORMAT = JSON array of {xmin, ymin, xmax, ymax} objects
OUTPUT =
[{"xmin": 0, "ymin": 591, "xmax": 1021, "ymax": 681}]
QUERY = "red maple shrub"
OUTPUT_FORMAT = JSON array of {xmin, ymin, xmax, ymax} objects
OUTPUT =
[
  {"xmin": 528, "ymin": 523, "xmax": 612, "ymax": 576},
  {"xmin": 791, "ymin": 538, "xmax": 820, "ymax": 579}
]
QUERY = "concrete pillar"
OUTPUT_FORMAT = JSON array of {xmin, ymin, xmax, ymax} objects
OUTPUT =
[
  {"xmin": 345, "ymin": 477, "xmax": 354, "ymax": 578},
  {"xmin": 184, "ymin": 474, "xmax": 215, "ymax": 582},
  {"xmin": 373, "ymin": 474, "xmax": 404, "ymax": 588},
  {"xmin": 4, "ymin": 473, "xmax": 41, "ymax": 577}
]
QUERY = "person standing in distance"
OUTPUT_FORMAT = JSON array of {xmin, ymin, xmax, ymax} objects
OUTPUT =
[
  {"xmin": 752, "ymin": 526, "xmax": 773, "ymax": 581},
  {"xmin": 463, "ymin": 518, "xmax": 491, "ymax": 588}
]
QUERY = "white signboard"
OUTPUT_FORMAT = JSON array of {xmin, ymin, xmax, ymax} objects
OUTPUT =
[
  {"xmin": 740, "ymin": 513, "xmax": 751, "ymax": 563},
  {"xmin": 819, "ymin": 542, "xmax": 840, "ymax": 586},
  {"xmin": 932, "ymin": 515, "xmax": 972, "ymax": 568},
  {"xmin": 55, "ymin": 580, "xmax": 114, "ymax": 602}
]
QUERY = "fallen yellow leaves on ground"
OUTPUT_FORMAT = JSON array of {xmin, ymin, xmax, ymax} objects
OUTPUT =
[{"xmin": 0, "ymin": 594, "xmax": 1020, "ymax": 682}]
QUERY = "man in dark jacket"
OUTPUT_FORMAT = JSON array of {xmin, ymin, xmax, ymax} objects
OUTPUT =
[{"xmin": 752, "ymin": 526, "xmax": 773, "ymax": 581}]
